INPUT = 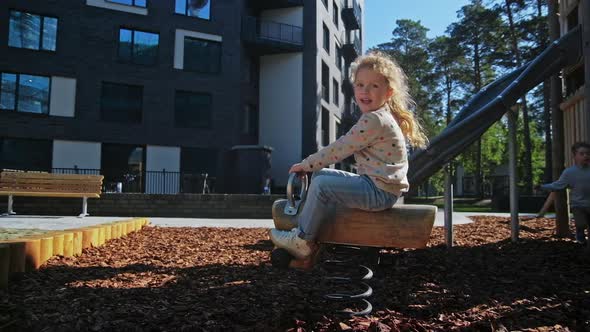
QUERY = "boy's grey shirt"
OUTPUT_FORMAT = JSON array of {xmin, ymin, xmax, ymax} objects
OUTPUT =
[{"xmin": 541, "ymin": 165, "xmax": 590, "ymax": 208}]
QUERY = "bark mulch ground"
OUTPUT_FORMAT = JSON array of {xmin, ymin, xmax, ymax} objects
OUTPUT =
[{"xmin": 1, "ymin": 216, "xmax": 589, "ymax": 331}]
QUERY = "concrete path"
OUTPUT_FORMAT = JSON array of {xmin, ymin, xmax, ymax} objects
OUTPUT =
[{"xmin": 0, "ymin": 210, "xmax": 538, "ymax": 231}]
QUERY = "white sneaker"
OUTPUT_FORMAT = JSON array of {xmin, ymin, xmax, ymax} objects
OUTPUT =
[{"xmin": 269, "ymin": 228, "xmax": 313, "ymax": 259}]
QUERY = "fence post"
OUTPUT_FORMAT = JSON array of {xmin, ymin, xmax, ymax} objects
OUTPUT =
[{"xmin": 162, "ymin": 168, "xmax": 166, "ymax": 194}]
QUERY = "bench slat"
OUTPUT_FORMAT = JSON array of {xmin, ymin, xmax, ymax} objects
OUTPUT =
[
  {"xmin": 1, "ymin": 172, "xmax": 103, "ymax": 181},
  {"xmin": 0, "ymin": 192, "xmax": 101, "ymax": 198},
  {"xmin": 0, "ymin": 186, "xmax": 102, "ymax": 194},
  {"xmin": 0, "ymin": 180, "xmax": 102, "ymax": 187}
]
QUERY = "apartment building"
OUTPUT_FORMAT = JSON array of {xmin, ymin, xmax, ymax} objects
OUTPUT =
[{"xmin": 0, "ymin": 0, "xmax": 364, "ymax": 193}]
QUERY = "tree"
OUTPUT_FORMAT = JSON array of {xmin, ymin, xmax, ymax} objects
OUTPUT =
[
  {"xmin": 448, "ymin": 0, "xmax": 508, "ymax": 198},
  {"xmin": 374, "ymin": 19, "xmax": 438, "ymax": 138}
]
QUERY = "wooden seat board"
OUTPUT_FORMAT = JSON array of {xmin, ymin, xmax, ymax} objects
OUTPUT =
[
  {"xmin": 0, "ymin": 192, "xmax": 100, "ymax": 198},
  {"xmin": 272, "ymin": 199, "xmax": 436, "ymax": 249},
  {"xmin": 1, "ymin": 173, "xmax": 103, "ymax": 181},
  {"xmin": 0, "ymin": 183, "xmax": 101, "ymax": 191}
]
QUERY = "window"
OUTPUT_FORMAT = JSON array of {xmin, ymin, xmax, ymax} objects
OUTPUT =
[
  {"xmin": 8, "ymin": 11, "xmax": 58, "ymax": 51},
  {"xmin": 333, "ymin": 1, "xmax": 339, "ymax": 27},
  {"xmin": 321, "ymin": 62, "xmax": 330, "ymax": 102},
  {"xmin": 183, "ymin": 37, "xmax": 221, "ymax": 73},
  {"xmin": 336, "ymin": 45, "xmax": 342, "ymax": 71},
  {"xmin": 0, "ymin": 137, "xmax": 52, "ymax": 171},
  {"xmin": 0, "ymin": 72, "xmax": 50, "ymax": 114},
  {"xmin": 175, "ymin": 0, "xmax": 211, "ymax": 20},
  {"xmin": 181, "ymin": 147, "xmax": 218, "ymax": 176},
  {"xmin": 118, "ymin": 28, "xmax": 159, "ymax": 65},
  {"xmin": 101, "ymin": 143, "xmax": 145, "ymax": 193},
  {"xmin": 175, "ymin": 90, "xmax": 212, "ymax": 128},
  {"xmin": 242, "ymin": 104, "xmax": 258, "ymax": 136},
  {"xmin": 323, "ymin": 23, "xmax": 330, "ymax": 54},
  {"xmin": 100, "ymin": 82, "xmax": 143, "ymax": 123},
  {"xmin": 106, "ymin": 0, "xmax": 147, "ymax": 7},
  {"xmin": 322, "ymin": 108, "xmax": 330, "ymax": 146},
  {"xmin": 333, "ymin": 78, "xmax": 339, "ymax": 106}
]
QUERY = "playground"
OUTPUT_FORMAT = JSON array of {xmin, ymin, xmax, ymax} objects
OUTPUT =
[
  {"xmin": 0, "ymin": 0, "xmax": 588, "ymax": 330},
  {"xmin": 1, "ymin": 215, "xmax": 588, "ymax": 331}
]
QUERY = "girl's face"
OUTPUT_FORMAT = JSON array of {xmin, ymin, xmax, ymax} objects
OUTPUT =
[
  {"xmin": 353, "ymin": 67, "xmax": 394, "ymax": 113},
  {"xmin": 574, "ymin": 147, "xmax": 590, "ymax": 167}
]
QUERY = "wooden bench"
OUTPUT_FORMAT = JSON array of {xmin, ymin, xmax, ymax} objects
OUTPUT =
[
  {"xmin": 271, "ymin": 199, "xmax": 437, "ymax": 269},
  {"xmin": 0, "ymin": 170, "xmax": 104, "ymax": 217}
]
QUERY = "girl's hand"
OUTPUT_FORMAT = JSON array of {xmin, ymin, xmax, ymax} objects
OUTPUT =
[{"xmin": 289, "ymin": 163, "xmax": 305, "ymax": 174}]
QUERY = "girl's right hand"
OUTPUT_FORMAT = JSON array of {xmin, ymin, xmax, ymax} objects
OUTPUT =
[{"xmin": 289, "ymin": 163, "xmax": 305, "ymax": 174}]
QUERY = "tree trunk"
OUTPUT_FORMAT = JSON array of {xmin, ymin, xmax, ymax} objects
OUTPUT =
[
  {"xmin": 521, "ymin": 98, "xmax": 533, "ymax": 195},
  {"xmin": 473, "ymin": 40, "xmax": 483, "ymax": 199},
  {"xmin": 548, "ymin": 0, "xmax": 569, "ymax": 237},
  {"xmin": 535, "ymin": 0, "xmax": 553, "ymax": 184},
  {"xmin": 505, "ymin": 0, "xmax": 533, "ymax": 195},
  {"xmin": 543, "ymin": 79, "xmax": 553, "ymax": 183}
]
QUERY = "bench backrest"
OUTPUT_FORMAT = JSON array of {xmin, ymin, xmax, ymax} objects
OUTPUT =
[{"xmin": 0, "ymin": 171, "xmax": 104, "ymax": 196}]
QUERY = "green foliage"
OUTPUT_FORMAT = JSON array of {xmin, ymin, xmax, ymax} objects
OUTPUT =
[{"xmin": 368, "ymin": 0, "xmax": 550, "ymax": 197}]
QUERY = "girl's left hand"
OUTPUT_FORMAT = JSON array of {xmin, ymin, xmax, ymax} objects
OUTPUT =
[{"xmin": 289, "ymin": 163, "xmax": 305, "ymax": 174}]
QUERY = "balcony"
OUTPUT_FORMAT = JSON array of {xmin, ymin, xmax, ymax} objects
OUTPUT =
[
  {"xmin": 247, "ymin": 0, "xmax": 303, "ymax": 11},
  {"xmin": 342, "ymin": 34, "xmax": 361, "ymax": 63},
  {"xmin": 242, "ymin": 16, "xmax": 303, "ymax": 55},
  {"xmin": 342, "ymin": 77, "xmax": 354, "ymax": 96},
  {"xmin": 341, "ymin": 0, "xmax": 361, "ymax": 30}
]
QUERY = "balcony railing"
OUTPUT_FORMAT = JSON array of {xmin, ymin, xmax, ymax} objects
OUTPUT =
[
  {"xmin": 342, "ymin": 0, "xmax": 361, "ymax": 30},
  {"xmin": 242, "ymin": 16, "xmax": 303, "ymax": 54},
  {"xmin": 342, "ymin": 33, "xmax": 361, "ymax": 63},
  {"xmin": 248, "ymin": 0, "xmax": 303, "ymax": 10},
  {"xmin": 51, "ymin": 168, "xmax": 215, "ymax": 194}
]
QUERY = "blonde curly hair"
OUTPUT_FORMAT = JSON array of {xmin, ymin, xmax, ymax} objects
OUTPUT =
[{"xmin": 350, "ymin": 52, "xmax": 428, "ymax": 148}]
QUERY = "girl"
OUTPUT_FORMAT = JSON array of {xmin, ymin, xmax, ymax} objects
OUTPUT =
[{"xmin": 269, "ymin": 52, "xmax": 428, "ymax": 259}]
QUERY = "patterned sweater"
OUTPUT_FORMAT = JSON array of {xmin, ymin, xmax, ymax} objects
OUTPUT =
[{"xmin": 300, "ymin": 106, "xmax": 409, "ymax": 196}]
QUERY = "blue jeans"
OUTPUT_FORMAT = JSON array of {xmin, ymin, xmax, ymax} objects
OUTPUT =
[{"xmin": 296, "ymin": 168, "xmax": 398, "ymax": 241}]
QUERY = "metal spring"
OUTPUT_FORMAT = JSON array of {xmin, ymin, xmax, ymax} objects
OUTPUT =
[{"xmin": 321, "ymin": 245, "xmax": 377, "ymax": 316}]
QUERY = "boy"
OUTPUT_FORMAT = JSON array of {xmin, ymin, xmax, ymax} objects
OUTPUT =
[{"xmin": 541, "ymin": 142, "xmax": 590, "ymax": 244}]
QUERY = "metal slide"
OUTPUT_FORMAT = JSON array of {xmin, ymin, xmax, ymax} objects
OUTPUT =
[{"xmin": 408, "ymin": 26, "xmax": 583, "ymax": 187}]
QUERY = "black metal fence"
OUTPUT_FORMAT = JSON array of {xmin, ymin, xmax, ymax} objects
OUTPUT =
[{"xmin": 51, "ymin": 168, "xmax": 215, "ymax": 194}]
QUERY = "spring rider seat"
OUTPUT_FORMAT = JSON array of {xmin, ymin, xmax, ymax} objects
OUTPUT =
[{"xmin": 270, "ymin": 173, "xmax": 437, "ymax": 269}]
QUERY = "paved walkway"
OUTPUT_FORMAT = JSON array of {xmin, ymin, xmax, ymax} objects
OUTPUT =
[{"xmin": 0, "ymin": 210, "xmax": 538, "ymax": 231}]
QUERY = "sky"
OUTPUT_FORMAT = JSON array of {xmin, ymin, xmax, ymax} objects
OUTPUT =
[{"xmin": 364, "ymin": 0, "xmax": 471, "ymax": 50}]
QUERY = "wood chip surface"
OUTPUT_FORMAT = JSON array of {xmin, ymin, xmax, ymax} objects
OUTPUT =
[{"xmin": 1, "ymin": 216, "xmax": 589, "ymax": 331}]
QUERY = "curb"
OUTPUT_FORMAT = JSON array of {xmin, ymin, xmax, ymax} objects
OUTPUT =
[{"xmin": 0, "ymin": 217, "xmax": 150, "ymax": 288}]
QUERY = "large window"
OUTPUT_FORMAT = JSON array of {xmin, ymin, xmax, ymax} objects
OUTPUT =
[
  {"xmin": 100, "ymin": 82, "xmax": 143, "ymax": 123},
  {"xmin": 336, "ymin": 44, "xmax": 342, "ymax": 71},
  {"xmin": 183, "ymin": 37, "xmax": 221, "ymax": 73},
  {"xmin": 175, "ymin": 90, "xmax": 212, "ymax": 128},
  {"xmin": 118, "ymin": 28, "xmax": 159, "ymax": 65},
  {"xmin": 101, "ymin": 143, "xmax": 145, "ymax": 193},
  {"xmin": 0, "ymin": 72, "xmax": 50, "ymax": 114},
  {"xmin": 333, "ymin": 1, "xmax": 339, "ymax": 27},
  {"xmin": 333, "ymin": 78, "xmax": 339, "ymax": 106},
  {"xmin": 0, "ymin": 137, "xmax": 52, "ymax": 171},
  {"xmin": 8, "ymin": 11, "xmax": 57, "ymax": 51},
  {"xmin": 321, "ymin": 62, "xmax": 330, "ymax": 102},
  {"xmin": 181, "ymin": 147, "xmax": 218, "ymax": 176},
  {"xmin": 322, "ymin": 108, "xmax": 330, "ymax": 146},
  {"xmin": 323, "ymin": 23, "xmax": 330, "ymax": 54},
  {"xmin": 242, "ymin": 104, "xmax": 258, "ymax": 136},
  {"xmin": 175, "ymin": 0, "xmax": 210, "ymax": 20},
  {"xmin": 106, "ymin": 0, "xmax": 147, "ymax": 7}
]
